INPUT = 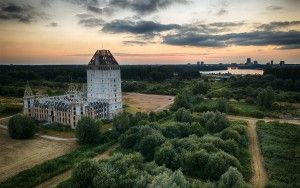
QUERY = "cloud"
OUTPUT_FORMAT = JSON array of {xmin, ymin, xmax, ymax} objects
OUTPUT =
[
  {"xmin": 78, "ymin": 17, "xmax": 104, "ymax": 27},
  {"xmin": 0, "ymin": 3, "xmax": 46, "ymax": 23},
  {"xmin": 274, "ymin": 44, "xmax": 300, "ymax": 50},
  {"xmin": 46, "ymin": 22, "xmax": 58, "ymax": 27},
  {"xmin": 109, "ymin": 0, "xmax": 188, "ymax": 14},
  {"xmin": 257, "ymin": 21, "xmax": 300, "ymax": 31},
  {"xmin": 163, "ymin": 30, "xmax": 300, "ymax": 49},
  {"xmin": 102, "ymin": 19, "xmax": 180, "ymax": 39},
  {"xmin": 216, "ymin": 0, "xmax": 229, "ymax": 16},
  {"xmin": 123, "ymin": 40, "xmax": 148, "ymax": 46},
  {"xmin": 266, "ymin": 5, "xmax": 283, "ymax": 10}
]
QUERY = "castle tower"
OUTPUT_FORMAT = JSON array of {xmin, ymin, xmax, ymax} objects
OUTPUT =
[
  {"xmin": 23, "ymin": 81, "xmax": 34, "ymax": 117},
  {"xmin": 87, "ymin": 50, "xmax": 122, "ymax": 119}
]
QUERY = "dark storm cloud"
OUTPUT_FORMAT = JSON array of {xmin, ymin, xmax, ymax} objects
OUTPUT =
[
  {"xmin": 275, "ymin": 44, "xmax": 300, "ymax": 50},
  {"xmin": 258, "ymin": 21, "xmax": 300, "ymax": 31},
  {"xmin": 102, "ymin": 19, "xmax": 180, "ymax": 39},
  {"xmin": 109, "ymin": 0, "xmax": 188, "ymax": 14},
  {"xmin": 78, "ymin": 17, "xmax": 104, "ymax": 27},
  {"xmin": 0, "ymin": 3, "xmax": 45, "ymax": 23},
  {"xmin": 163, "ymin": 30, "xmax": 300, "ymax": 49}
]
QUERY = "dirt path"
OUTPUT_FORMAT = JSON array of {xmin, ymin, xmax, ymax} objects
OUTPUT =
[
  {"xmin": 35, "ymin": 144, "xmax": 118, "ymax": 188},
  {"xmin": 228, "ymin": 115, "xmax": 300, "ymax": 188}
]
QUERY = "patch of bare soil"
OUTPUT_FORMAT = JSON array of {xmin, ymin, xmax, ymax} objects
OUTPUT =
[
  {"xmin": 0, "ymin": 129, "xmax": 77, "ymax": 182},
  {"xmin": 123, "ymin": 92, "xmax": 174, "ymax": 113}
]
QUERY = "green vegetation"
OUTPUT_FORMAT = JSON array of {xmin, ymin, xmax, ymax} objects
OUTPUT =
[
  {"xmin": 70, "ymin": 110, "xmax": 251, "ymax": 187},
  {"xmin": 257, "ymin": 88, "xmax": 275, "ymax": 109},
  {"xmin": 256, "ymin": 121, "xmax": 300, "ymax": 188},
  {"xmin": 8, "ymin": 114, "xmax": 36, "ymax": 139},
  {"xmin": 75, "ymin": 117, "xmax": 103, "ymax": 144},
  {"xmin": 0, "ymin": 141, "xmax": 116, "ymax": 188}
]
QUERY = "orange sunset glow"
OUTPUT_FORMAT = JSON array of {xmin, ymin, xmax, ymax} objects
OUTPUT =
[{"xmin": 0, "ymin": 0, "xmax": 300, "ymax": 64}]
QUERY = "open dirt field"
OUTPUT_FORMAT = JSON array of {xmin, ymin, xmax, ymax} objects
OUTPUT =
[
  {"xmin": 123, "ymin": 92, "xmax": 174, "ymax": 113},
  {"xmin": 0, "ymin": 129, "xmax": 77, "ymax": 182}
]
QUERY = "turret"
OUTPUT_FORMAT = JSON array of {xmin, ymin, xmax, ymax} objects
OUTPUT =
[{"xmin": 23, "ymin": 81, "xmax": 34, "ymax": 117}]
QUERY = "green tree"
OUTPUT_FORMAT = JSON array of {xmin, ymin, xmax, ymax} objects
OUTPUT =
[
  {"xmin": 217, "ymin": 98, "xmax": 229, "ymax": 113},
  {"xmin": 139, "ymin": 132, "xmax": 166, "ymax": 160},
  {"xmin": 218, "ymin": 167, "xmax": 248, "ymax": 188},
  {"xmin": 175, "ymin": 108, "xmax": 192, "ymax": 124},
  {"xmin": 257, "ymin": 88, "xmax": 275, "ymax": 109},
  {"xmin": 148, "ymin": 170, "xmax": 190, "ymax": 188},
  {"xmin": 75, "ymin": 117, "xmax": 101, "ymax": 144},
  {"xmin": 193, "ymin": 80, "xmax": 209, "ymax": 95},
  {"xmin": 112, "ymin": 112, "xmax": 130, "ymax": 134},
  {"xmin": 8, "ymin": 114, "xmax": 36, "ymax": 139},
  {"xmin": 71, "ymin": 160, "xmax": 99, "ymax": 188},
  {"xmin": 92, "ymin": 163, "xmax": 119, "ymax": 188},
  {"xmin": 202, "ymin": 111, "xmax": 230, "ymax": 133}
]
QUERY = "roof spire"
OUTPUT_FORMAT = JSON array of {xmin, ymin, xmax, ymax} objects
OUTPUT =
[{"xmin": 24, "ymin": 81, "xmax": 33, "ymax": 98}]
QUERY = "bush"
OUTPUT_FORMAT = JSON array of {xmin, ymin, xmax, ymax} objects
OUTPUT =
[
  {"xmin": 8, "ymin": 114, "xmax": 36, "ymax": 139},
  {"xmin": 175, "ymin": 107, "xmax": 192, "ymax": 124},
  {"xmin": 217, "ymin": 98, "xmax": 229, "ymax": 113},
  {"xmin": 75, "ymin": 117, "xmax": 102, "ymax": 144},
  {"xmin": 112, "ymin": 112, "xmax": 130, "ymax": 134},
  {"xmin": 71, "ymin": 160, "xmax": 99, "ymax": 188},
  {"xmin": 218, "ymin": 167, "xmax": 248, "ymax": 188},
  {"xmin": 202, "ymin": 111, "xmax": 230, "ymax": 133},
  {"xmin": 257, "ymin": 88, "xmax": 275, "ymax": 109}
]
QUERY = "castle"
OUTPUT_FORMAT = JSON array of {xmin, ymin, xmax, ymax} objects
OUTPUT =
[{"xmin": 23, "ymin": 50, "xmax": 123, "ymax": 129}]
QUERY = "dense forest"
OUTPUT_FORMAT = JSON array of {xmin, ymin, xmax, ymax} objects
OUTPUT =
[{"xmin": 0, "ymin": 65, "xmax": 299, "ymax": 98}]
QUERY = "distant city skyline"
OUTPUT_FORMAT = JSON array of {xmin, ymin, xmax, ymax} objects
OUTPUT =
[{"xmin": 0, "ymin": 0, "xmax": 300, "ymax": 65}]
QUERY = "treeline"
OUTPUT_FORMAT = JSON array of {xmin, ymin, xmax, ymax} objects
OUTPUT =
[
  {"xmin": 0, "ymin": 65, "xmax": 200, "ymax": 84},
  {"xmin": 264, "ymin": 66, "xmax": 300, "ymax": 80}
]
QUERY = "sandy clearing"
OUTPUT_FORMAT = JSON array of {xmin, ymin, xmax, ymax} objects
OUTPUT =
[
  {"xmin": 35, "ymin": 144, "xmax": 119, "ymax": 188},
  {"xmin": 0, "ymin": 129, "xmax": 77, "ymax": 182},
  {"xmin": 123, "ymin": 92, "xmax": 174, "ymax": 113}
]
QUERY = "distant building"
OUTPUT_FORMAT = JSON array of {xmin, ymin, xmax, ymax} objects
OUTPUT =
[
  {"xmin": 270, "ymin": 60, "xmax": 273, "ymax": 65},
  {"xmin": 279, "ymin": 61, "xmax": 285, "ymax": 66},
  {"xmin": 245, "ymin": 58, "xmax": 252, "ymax": 65},
  {"xmin": 23, "ymin": 50, "xmax": 123, "ymax": 129},
  {"xmin": 253, "ymin": 60, "xmax": 258, "ymax": 65}
]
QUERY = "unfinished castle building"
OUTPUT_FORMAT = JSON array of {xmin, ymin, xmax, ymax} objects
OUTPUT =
[{"xmin": 23, "ymin": 50, "xmax": 123, "ymax": 129}]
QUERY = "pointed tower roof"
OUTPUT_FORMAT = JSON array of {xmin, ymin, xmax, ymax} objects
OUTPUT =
[
  {"xmin": 24, "ymin": 81, "xmax": 33, "ymax": 98},
  {"xmin": 87, "ymin": 50, "xmax": 119, "ymax": 70}
]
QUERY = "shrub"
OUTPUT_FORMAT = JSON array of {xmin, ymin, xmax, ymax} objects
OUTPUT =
[
  {"xmin": 202, "ymin": 111, "xmax": 230, "ymax": 133},
  {"xmin": 217, "ymin": 98, "xmax": 229, "ymax": 113},
  {"xmin": 218, "ymin": 167, "xmax": 248, "ymax": 188},
  {"xmin": 257, "ymin": 88, "xmax": 275, "ymax": 109},
  {"xmin": 8, "ymin": 114, "xmax": 36, "ymax": 139},
  {"xmin": 175, "ymin": 108, "xmax": 192, "ymax": 124},
  {"xmin": 71, "ymin": 160, "xmax": 99, "ymax": 188},
  {"xmin": 112, "ymin": 112, "xmax": 130, "ymax": 134},
  {"xmin": 75, "ymin": 117, "xmax": 102, "ymax": 144}
]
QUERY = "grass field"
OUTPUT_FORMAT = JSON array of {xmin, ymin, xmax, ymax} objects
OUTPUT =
[
  {"xmin": 0, "ymin": 141, "xmax": 116, "ymax": 188},
  {"xmin": 0, "ymin": 129, "xmax": 77, "ymax": 182},
  {"xmin": 256, "ymin": 121, "xmax": 300, "ymax": 188}
]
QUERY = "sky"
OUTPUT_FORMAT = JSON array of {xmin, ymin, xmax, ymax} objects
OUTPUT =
[{"xmin": 0, "ymin": 0, "xmax": 300, "ymax": 65}]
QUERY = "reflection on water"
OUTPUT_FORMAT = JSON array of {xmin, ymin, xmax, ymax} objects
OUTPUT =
[{"xmin": 200, "ymin": 67, "xmax": 264, "ymax": 75}]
